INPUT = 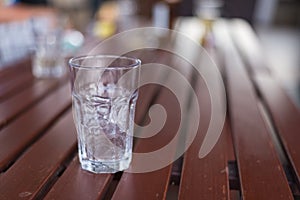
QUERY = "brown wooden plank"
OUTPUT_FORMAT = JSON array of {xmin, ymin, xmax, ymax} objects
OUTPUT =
[
  {"xmin": 255, "ymin": 73, "xmax": 300, "ymax": 182},
  {"xmin": 0, "ymin": 82, "xmax": 71, "ymax": 171},
  {"xmin": 211, "ymin": 19, "xmax": 239, "ymax": 199},
  {"xmin": 0, "ymin": 58, "xmax": 31, "ymax": 82},
  {"xmin": 176, "ymin": 17, "xmax": 234, "ymax": 199},
  {"xmin": 44, "ymin": 155, "xmax": 112, "ymax": 200},
  {"xmin": 218, "ymin": 20, "xmax": 293, "ymax": 199},
  {"xmin": 126, "ymin": 50, "xmax": 172, "ymax": 125},
  {"xmin": 178, "ymin": 70, "xmax": 230, "ymax": 199},
  {"xmin": 228, "ymin": 19, "xmax": 270, "ymax": 75},
  {"xmin": 180, "ymin": 121, "xmax": 231, "ymax": 200},
  {"xmin": 0, "ymin": 111, "xmax": 77, "ymax": 199},
  {"xmin": 0, "ymin": 70, "xmax": 35, "ymax": 102},
  {"xmin": 112, "ymin": 83, "xmax": 180, "ymax": 200},
  {"xmin": 207, "ymin": 19, "xmax": 236, "ymax": 162},
  {"xmin": 0, "ymin": 79, "xmax": 60, "ymax": 127}
]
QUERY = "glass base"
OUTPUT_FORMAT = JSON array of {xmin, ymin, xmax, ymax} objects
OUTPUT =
[
  {"xmin": 32, "ymin": 62, "xmax": 66, "ymax": 78},
  {"xmin": 80, "ymin": 156, "xmax": 132, "ymax": 174}
]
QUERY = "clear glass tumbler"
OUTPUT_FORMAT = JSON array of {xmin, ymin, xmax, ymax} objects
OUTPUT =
[
  {"xmin": 69, "ymin": 55, "xmax": 141, "ymax": 173},
  {"xmin": 32, "ymin": 32, "xmax": 66, "ymax": 78}
]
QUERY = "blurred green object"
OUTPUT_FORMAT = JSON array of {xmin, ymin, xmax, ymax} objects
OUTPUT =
[{"xmin": 62, "ymin": 29, "xmax": 84, "ymax": 55}]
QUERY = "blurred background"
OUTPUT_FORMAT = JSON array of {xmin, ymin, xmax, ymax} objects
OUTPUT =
[{"xmin": 0, "ymin": 0, "xmax": 299, "ymax": 105}]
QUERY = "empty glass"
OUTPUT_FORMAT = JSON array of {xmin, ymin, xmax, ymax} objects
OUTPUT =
[
  {"xmin": 69, "ymin": 55, "xmax": 141, "ymax": 173},
  {"xmin": 32, "ymin": 31, "xmax": 66, "ymax": 78}
]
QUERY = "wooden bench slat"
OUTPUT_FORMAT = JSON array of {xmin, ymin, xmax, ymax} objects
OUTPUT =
[
  {"xmin": 0, "ymin": 71, "xmax": 34, "ymax": 101},
  {"xmin": 180, "ymin": 122, "xmax": 232, "ymax": 200},
  {"xmin": 44, "ymin": 156, "xmax": 112, "ymax": 200},
  {"xmin": 178, "ymin": 71, "xmax": 230, "ymax": 199},
  {"xmin": 127, "ymin": 50, "xmax": 172, "ymax": 125},
  {"xmin": 206, "ymin": 20, "xmax": 236, "ymax": 162},
  {"xmin": 228, "ymin": 19, "xmax": 270, "ymax": 75},
  {"xmin": 0, "ymin": 58, "xmax": 31, "ymax": 82},
  {"xmin": 216, "ymin": 20, "xmax": 293, "ymax": 199},
  {"xmin": 0, "ymin": 111, "xmax": 76, "ymax": 199},
  {"xmin": 0, "ymin": 79, "xmax": 59, "ymax": 127},
  {"xmin": 112, "ymin": 166, "xmax": 172, "ymax": 200},
  {"xmin": 0, "ymin": 82, "xmax": 71, "ymax": 171},
  {"xmin": 112, "ymin": 86, "xmax": 179, "ymax": 200},
  {"xmin": 255, "ymin": 73, "xmax": 300, "ymax": 182}
]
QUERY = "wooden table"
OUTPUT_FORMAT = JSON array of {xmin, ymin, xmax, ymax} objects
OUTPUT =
[{"xmin": 0, "ymin": 18, "xmax": 299, "ymax": 200}]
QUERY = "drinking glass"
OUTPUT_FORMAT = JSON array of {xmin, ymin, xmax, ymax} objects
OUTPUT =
[
  {"xmin": 32, "ymin": 31, "xmax": 66, "ymax": 78},
  {"xmin": 69, "ymin": 55, "xmax": 141, "ymax": 173}
]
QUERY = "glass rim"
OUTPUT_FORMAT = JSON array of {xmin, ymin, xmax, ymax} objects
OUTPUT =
[{"xmin": 69, "ymin": 55, "xmax": 141, "ymax": 70}]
